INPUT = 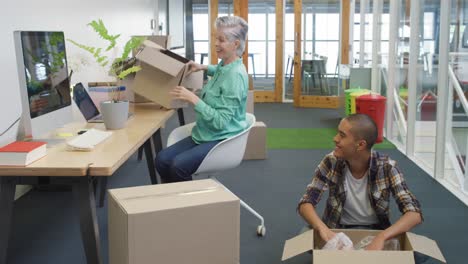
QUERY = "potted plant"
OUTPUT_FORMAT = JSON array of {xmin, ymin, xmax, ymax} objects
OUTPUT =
[{"xmin": 68, "ymin": 19, "xmax": 145, "ymax": 129}]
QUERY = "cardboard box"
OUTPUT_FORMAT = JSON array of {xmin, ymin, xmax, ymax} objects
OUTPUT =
[
  {"xmin": 119, "ymin": 76, "xmax": 151, "ymax": 103},
  {"xmin": 243, "ymin": 121, "xmax": 267, "ymax": 160},
  {"xmin": 145, "ymin": 35, "xmax": 171, "ymax": 49},
  {"xmin": 108, "ymin": 179, "xmax": 240, "ymax": 264},
  {"xmin": 133, "ymin": 35, "xmax": 172, "ymax": 55},
  {"xmin": 132, "ymin": 40, "xmax": 203, "ymax": 109},
  {"xmin": 247, "ymin": 90, "xmax": 254, "ymax": 114},
  {"xmin": 282, "ymin": 229, "xmax": 446, "ymax": 264}
]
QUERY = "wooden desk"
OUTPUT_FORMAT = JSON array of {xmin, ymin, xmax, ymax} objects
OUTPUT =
[{"xmin": 0, "ymin": 103, "xmax": 174, "ymax": 264}]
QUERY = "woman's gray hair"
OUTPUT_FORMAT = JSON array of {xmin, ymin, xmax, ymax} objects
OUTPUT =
[{"xmin": 215, "ymin": 16, "xmax": 249, "ymax": 57}]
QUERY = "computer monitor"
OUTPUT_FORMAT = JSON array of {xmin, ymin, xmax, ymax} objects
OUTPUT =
[{"xmin": 14, "ymin": 31, "xmax": 72, "ymax": 139}]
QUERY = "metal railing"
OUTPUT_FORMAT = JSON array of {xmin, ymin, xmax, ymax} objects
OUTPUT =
[{"xmin": 448, "ymin": 63, "xmax": 468, "ymax": 192}]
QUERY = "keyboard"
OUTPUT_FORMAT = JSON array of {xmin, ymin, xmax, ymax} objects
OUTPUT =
[{"xmin": 67, "ymin": 128, "xmax": 113, "ymax": 151}]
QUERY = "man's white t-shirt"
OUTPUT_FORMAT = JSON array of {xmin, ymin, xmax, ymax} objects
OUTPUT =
[{"xmin": 340, "ymin": 166, "xmax": 378, "ymax": 225}]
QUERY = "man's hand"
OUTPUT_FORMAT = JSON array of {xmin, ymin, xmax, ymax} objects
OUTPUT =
[
  {"xmin": 318, "ymin": 226, "xmax": 337, "ymax": 242},
  {"xmin": 364, "ymin": 212, "xmax": 422, "ymax": 251},
  {"xmin": 170, "ymin": 86, "xmax": 200, "ymax": 105},
  {"xmin": 365, "ymin": 234, "xmax": 385, "ymax": 250},
  {"xmin": 187, "ymin": 61, "xmax": 206, "ymax": 73}
]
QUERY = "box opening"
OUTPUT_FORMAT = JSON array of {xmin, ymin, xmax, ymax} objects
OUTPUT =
[
  {"xmin": 313, "ymin": 229, "xmax": 412, "ymax": 251},
  {"xmin": 161, "ymin": 50, "xmax": 189, "ymax": 63}
]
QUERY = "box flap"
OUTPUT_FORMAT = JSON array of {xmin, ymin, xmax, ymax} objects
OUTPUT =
[
  {"xmin": 406, "ymin": 232, "xmax": 446, "ymax": 263},
  {"xmin": 136, "ymin": 46, "xmax": 184, "ymax": 77},
  {"xmin": 281, "ymin": 230, "xmax": 314, "ymax": 261},
  {"xmin": 109, "ymin": 179, "xmax": 239, "ymax": 215},
  {"xmin": 142, "ymin": 39, "xmax": 164, "ymax": 50},
  {"xmin": 314, "ymin": 250, "xmax": 414, "ymax": 264},
  {"xmin": 180, "ymin": 64, "xmax": 203, "ymax": 90}
]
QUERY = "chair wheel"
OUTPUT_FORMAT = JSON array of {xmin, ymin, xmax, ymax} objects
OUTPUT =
[{"xmin": 257, "ymin": 225, "xmax": 266, "ymax": 237}]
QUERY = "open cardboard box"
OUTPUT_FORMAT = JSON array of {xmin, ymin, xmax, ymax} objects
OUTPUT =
[
  {"xmin": 132, "ymin": 40, "xmax": 203, "ymax": 109},
  {"xmin": 282, "ymin": 229, "xmax": 446, "ymax": 264}
]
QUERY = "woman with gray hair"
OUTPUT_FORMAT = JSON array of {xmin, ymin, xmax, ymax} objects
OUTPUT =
[{"xmin": 156, "ymin": 15, "xmax": 249, "ymax": 183}]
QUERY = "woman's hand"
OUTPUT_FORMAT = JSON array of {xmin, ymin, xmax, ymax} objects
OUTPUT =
[
  {"xmin": 187, "ymin": 61, "xmax": 207, "ymax": 73},
  {"xmin": 170, "ymin": 86, "xmax": 200, "ymax": 105}
]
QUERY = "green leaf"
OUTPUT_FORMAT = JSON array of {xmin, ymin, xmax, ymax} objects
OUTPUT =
[
  {"xmin": 67, "ymin": 39, "xmax": 96, "ymax": 54},
  {"xmin": 96, "ymin": 56, "xmax": 108, "ymax": 63},
  {"xmin": 87, "ymin": 19, "xmax": 120, "ymax": 51},
  {"xmin": 117, "ymin": 66, "xmax": 141, "ymax": 80},
  {"xmin": 120, "ymin": 36, "xmax": 146, "ymax": 60}
]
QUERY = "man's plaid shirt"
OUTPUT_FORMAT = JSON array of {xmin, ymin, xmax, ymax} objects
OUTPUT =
[{"xmin": 298, "ymin": 151, "xmax": 422, "ymax": 229}]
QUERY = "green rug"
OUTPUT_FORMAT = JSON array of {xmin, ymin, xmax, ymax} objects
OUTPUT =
[{"xmin": 267, "ymin": 128, "xmax": 396, "ymax": 149}]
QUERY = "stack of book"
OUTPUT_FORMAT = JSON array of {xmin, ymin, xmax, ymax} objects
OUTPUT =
[{"xmin": 0, "ymin": 141, "xmax": 47, "ymax": 166}]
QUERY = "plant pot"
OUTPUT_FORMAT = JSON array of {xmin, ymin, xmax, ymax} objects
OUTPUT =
[{"xmin": 100, "ymin": 100, "xmax": 129, "ymax": 130}]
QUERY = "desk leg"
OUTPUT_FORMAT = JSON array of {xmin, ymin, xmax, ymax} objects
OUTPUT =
[
  {"xmin": 144, "ymin": 138, "xmax": 158, "ymax": 184},
  {"xmin": 98, "ymin": 177, "xmax": 108, "ymax": 208},
  {"xmin": 152, "ymin": 129, "xmax": 163, "ymax": 155},
  {"xmin": 0, "ymin": 177, "xmax": 16, "ymax": 264},
  {"xmin": 137, "ymin": 147, "xmax": 143, "ymax": 161},
  {"xmin": 72, "ymin": 176, "xmax": 102, "ymax": 264},
  {"xmin": 177, "ymin": 108, "xmax": 185, "ymax": 126}
]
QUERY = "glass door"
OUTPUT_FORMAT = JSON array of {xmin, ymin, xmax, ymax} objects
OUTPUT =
[
  {"xmin": 248, "ymin": 0, "xmax": 284, "ymax": 103},
  {"xmin": 289, "ymin": 0, "xmax": 341, "ymax": 108}
]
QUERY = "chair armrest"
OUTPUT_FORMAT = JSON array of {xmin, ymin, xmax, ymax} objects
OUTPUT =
[{"xmin": 167, "ymin": 122, "xmax": 196, "ymax": 147}]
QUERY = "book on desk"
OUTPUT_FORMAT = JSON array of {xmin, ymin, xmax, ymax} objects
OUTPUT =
[{"xmin": 0, "ymin": 141, "xmax": 46, "ymax": 166}]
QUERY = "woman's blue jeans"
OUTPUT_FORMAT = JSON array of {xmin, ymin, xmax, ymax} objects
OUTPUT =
[{"xmin": 155, "ymin": 136, "xmax": 221, "ymax": 183}]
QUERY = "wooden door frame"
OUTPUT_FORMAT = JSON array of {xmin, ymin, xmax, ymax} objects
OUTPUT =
[
  {"xmin": 234, "ymin": 0, "xmax": 249, "ymax": 68},
  {"xmin": 255, "ymin": 0, "xmax": 285, "ymax": 103}
]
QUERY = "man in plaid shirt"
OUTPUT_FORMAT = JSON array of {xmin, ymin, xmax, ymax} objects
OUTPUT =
[{"xmin": 298, "ymin": 113, "xmax": 422, "ymax": 250}]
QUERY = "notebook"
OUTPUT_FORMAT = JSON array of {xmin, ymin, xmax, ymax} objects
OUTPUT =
[{"xmin": 73, "ymin": 83, "xmax": 132, "ymax": 123}]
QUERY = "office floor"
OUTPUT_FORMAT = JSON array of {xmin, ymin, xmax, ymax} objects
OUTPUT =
[{"xmin": 7, "ymin": 104, "xmax": 465, "ymax": 263}]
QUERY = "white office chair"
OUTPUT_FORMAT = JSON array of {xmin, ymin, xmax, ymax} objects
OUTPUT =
[{"xmin": 167, "ymin": 113, "xmax": 266, "ymax": 236}]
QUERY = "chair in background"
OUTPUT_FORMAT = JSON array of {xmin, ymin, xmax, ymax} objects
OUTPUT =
[
  {"xmin": 302, "ymin": 59, "xmax": 329, "ymax": 95},
  {"xmin": 166, "ymin": 113, "xmax": 266, "ymax": 236}
]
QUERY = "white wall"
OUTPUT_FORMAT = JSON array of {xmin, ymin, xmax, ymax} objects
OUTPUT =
[{"xmin": 0, "ymin": 0, "xmax": 156, "ymax": 145}]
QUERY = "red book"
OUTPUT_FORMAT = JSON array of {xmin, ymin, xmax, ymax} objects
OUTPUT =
[{"xmin": 0, "ymin": 141, "xmax": 47, "ymax": 166}]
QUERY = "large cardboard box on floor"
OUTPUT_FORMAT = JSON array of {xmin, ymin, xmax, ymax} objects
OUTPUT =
[
  {"xmin": 243, "ymin": 121, "xmax": 267, "ymax": 160},
  {"xmin": 132, "ymin": 40, "xmax": 203, "ymax": 109},
  {"xmin": 108, "ymin": 179, "xmax": 240, "ymax": 264},
  {"xmin": 282, "ymin": 229, "xmax": 446, "ymax": 264}
]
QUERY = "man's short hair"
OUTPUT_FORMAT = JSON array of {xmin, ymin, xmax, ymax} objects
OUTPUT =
[{"xmin": 344, "ymin": 113, "xmax": 378, "ymax": 150}]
